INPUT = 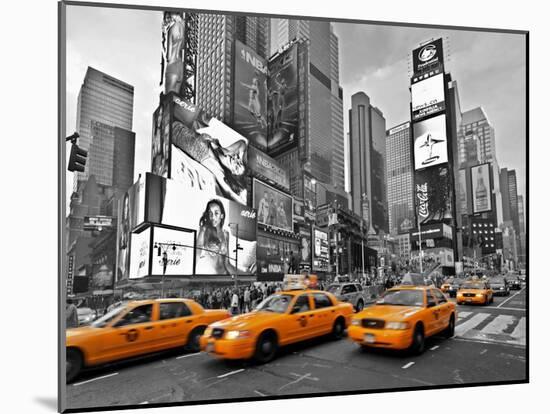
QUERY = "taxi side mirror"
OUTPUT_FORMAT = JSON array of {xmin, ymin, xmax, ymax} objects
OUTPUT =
[{"xmin": 427, "ymin": 300, "xmax": 437, "ymax": 308}]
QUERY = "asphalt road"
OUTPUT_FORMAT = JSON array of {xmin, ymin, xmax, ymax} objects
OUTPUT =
[{"xmin": 66, "ymin": 287, "xmax": 527, "ymax": 411}]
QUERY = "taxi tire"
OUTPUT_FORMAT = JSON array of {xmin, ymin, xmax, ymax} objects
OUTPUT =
[
  {"xmin": 185, "ymin": 326, "xmax": 206, "ymax": 353},
  {"xmin": 443, "ymin": 314, "xmax": 455, "ymax": 338},
  {"xmin": 67, "ymin": 348, "xmax": 83, "ymax": 383},
  {"xmin": 254, "ymin": 331, "xmax": 278, "ymax": 364},
  {"xmin": 409, "ymin": 324, "xmax": 425, "ymax": 355},
  {"xmin": 331, "ymin": 317, "xmax": 346, "ymax": 340},
  {"xmin": 355, "ymin": 300, "xmax": 364, "ymax": 312}
]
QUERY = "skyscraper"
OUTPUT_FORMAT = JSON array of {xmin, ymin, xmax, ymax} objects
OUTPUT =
[
  {"xmin": 386, "ymin": 122, "xmax": 414, "ymax": 235},
  {"xmin": 196, "ymin": 14, "xmax": 270, "ymax": 122},
  {"xmin": 74, "ymin": 67, "xmax": 134, "ymax": 190},
  {"xmin": 271, "ymin": 19, "xmax": 346, "ymax": 194},
  {"xmin": 459, "ymin": 106, "xmax": 503, "ymax": 225},
  {"xmin": 349, "ymin": 92, "xmax": 388, "ymax": 234}
]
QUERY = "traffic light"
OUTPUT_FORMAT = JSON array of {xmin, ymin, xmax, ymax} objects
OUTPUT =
[{"xmin": 68, "ymin": 143, "xmax": 88, "ymax": 172}]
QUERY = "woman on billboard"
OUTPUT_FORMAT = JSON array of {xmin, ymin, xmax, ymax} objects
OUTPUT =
[
  {"xmin": 172, "ymin": 121, "xmax": 248, "ymax": 205},
  {"xmin": 195, "ymin": 199, "xmax": 243, "ymax": 275},
  {"xmin": 117, "ymin": 193, "xmax": 130, "ymax": 281}
]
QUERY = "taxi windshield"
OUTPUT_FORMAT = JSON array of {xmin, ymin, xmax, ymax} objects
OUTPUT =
[
  {"xmin": 255, "ymin": 294, "xmax": 293, "ymax": 313},
  {"xmin": 462, "ymin": 282, "xmax": 484, "ymax": 290},
  {"xmin": 91, "ymin": 305, "xmax": 126, "ymax": 328},
  {"xmin": 377, "ymin": 290, "xmax": 424, "ymax": 307}
]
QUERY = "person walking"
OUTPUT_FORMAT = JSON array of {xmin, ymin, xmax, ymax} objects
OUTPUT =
[
  {"xmin": 66, "ymin": 298, "xmax": 79, "ymax": 329},
  {"xmin": 244, "ymin": 287, "xmax": 251, "ymax": 313},
  {"xmin": 230, "ymin": 290, "xmax": 239, "ymax": 315}
]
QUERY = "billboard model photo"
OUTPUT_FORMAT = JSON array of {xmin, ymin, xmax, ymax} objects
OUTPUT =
[{"xmin": 253, "ymin": 178, "xmax": 293, "ymax": 232}]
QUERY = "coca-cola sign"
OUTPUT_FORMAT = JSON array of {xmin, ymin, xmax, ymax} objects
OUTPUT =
[
  {"xmin": 414, "ymin": 166, "xmax": 453, "ymax": 225},
  {"xmin": 416, "ymin": 183, "xmax": 429, "ymax": 218}
]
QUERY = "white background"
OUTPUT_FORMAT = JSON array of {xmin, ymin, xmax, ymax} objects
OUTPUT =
[
  {"xmin": 1, "ymin": 0, "xmax": 544, "ymax": 413},
  {"xmin": 411, "ymin": 73, "xmax": 445, "ymax": 115},
  {"xmin": 413, "ymin": 114, "xmax": 449, "ymax": 169}
]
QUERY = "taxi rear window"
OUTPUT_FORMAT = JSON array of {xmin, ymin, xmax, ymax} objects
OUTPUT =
[
  {"xmin": 313, "ymin": 293, "xmax": 333, "ymax": 309},
  {"xmin": 462, "ymin": 283, "xmax": 485, "ymax": 290},
  {"xmin": 160, "ymin": 302, "xmax": 192, "ymax": 320}
]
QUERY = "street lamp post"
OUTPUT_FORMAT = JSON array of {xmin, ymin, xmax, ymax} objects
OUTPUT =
[{"xmin": 229, "ymin": 223, "xmax": 242, "ymax": 288}]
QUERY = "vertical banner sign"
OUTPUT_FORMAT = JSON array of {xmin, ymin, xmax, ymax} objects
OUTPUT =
[
  {"xmin": 267, "ymin": 43, "xmax": 299, "ymax": 156},
  {"xmin": 151, "ymin": 99, "xmax": 171, "ymax": 178},
  {"xmin": 458, "ymin": 169, "xmax": 468, "ymax": 215},
  {"xmin": 471, "ymin": 163, "xmax": 492, "ymax": 214},
  {"xmin": 297, "ymin": 41, "xmax": 309, "ymax": 161},
  {"xmin": 66, "ymin": 255, "xmax": 74, "ymax": 294},
  {"xmin": 415, "ymin": 166, "xmax": 454, "ymax": 225},
  {"xmin": 232, "ymin": 40, "xmax": 268, "ymax": 151}
]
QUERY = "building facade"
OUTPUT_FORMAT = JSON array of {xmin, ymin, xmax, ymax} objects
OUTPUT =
[
  {"xmin": 386, "ymin": 122, "xmax": 414, "ymax": 236},
  {"xmin": 74, "ymin": 67, "xmax": 134, "ymax": 191},
  {"xmin": 348, "ymin": 92, "xmax": 388, "ymax": 234}
]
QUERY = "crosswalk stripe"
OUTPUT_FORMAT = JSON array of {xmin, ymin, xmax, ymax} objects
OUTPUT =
[
  {"xmin": 511, "ymin": 317, "xmax": 526, "ymax": 345},
  {"xmin": 455, "ymin": 313, "xmax": 490, "ymax": 336},
  {"xmin": 458, "ymin": 311, "xmax": 472, "ymax": 320},
  {"xmin": 480, "ymin": 315, "xmax": 515, "ymax": 335}
]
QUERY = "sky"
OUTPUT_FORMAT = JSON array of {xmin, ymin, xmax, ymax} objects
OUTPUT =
[{"xmin": 65, "ymin": 4, "xmax": 527, "ymax": 205}]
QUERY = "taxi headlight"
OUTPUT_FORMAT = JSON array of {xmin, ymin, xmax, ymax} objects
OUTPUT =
[
  {"xmin": 204, "ymin": 327, "xmax": 213, "ymax": 337},
  {"xmin": 351, "ymin": 319, "xmax": 361, "ymax": 326},
  {"xmin": 385, "ymin": 321, "xmax": 410, "ymax": 330},
  {"xmin": 225, "ymin": 330, "xmax": 252, "ymax": 340}
]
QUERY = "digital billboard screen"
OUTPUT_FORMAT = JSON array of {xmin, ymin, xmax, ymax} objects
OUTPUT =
[
  {"xmin": 415, "ymin": 165, "xmax": 454, "ymax": 225},
  {"xmin": 471, "ymin": 163, "xmax": 492, "ymax": 214},
  {"xmin": 313, "ymin": 228, "xmax": 329, "ymax": 271},
  {"xmin": 151, "ymin": 227, "xmax": 195, "ymax": 276},
  {"xmin": 253, "ymin": 179, "xmax": 293, "ymax": 233},
  {"xmin": 411, "ymin": 72, "xmax": 445, "ymax": 121},
  {"xmin": 412, "ymin": 38, "xmax": 444, "ymax": 74},
  {"xmin": 232, "ymin": 40, "xmax": 268, "ymax": 151},
  {"xmin": 413, "ymin": 114, "xmax": 448, "ymax": 170},
  {"xmin": 170, "ymin": 96, "xmax": 249, "ymax": 205},
  {"xmin": 145, "ymin": 174, "xmax": 257, "ymax": 275},
  {"xmin": 267, "ymin": 43, "xmax": 299, "ymax": 156},
  {"xmin": 129, "ymin": 227, "xmax": 151, "ymax": 279}
]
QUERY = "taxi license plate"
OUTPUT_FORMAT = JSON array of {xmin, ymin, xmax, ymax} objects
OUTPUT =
[
  {"xmin": 206, "ymin": 342, "xmax": 215, "ymax": 353},
  {"xmin": 364, "ymin": 334, "xmax": 375, "ymax": 343},
  {"xmin": 466, "ymin": 298, "xmax": 472, "ymax": 302}
]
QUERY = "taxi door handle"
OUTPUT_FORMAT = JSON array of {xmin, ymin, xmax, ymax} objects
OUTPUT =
[
  {"xmin": 309, "ymin": 314, "xmax": 315, "ymax": 318},
  {"xmin": 144, "ymin": 326, "xmax": 154, "ymax": 330},
  {"xmin": 186, "ymin": 320, "xmax": 194, "ymax": 324}
]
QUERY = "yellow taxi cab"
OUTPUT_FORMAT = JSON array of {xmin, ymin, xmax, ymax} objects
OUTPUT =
[
  {"xmin": 456, "ymin": 280, "xmax": 493, "ymax": 305},
  {"xmin": 66, "ymin": 298, "xmax": 231, "ymax": 382},
  {"xmin": 199, "ymin": 274, "xmax": 354, "ymax": 363},
  {"xmin": 347, "ymin": 273, "xmax": 456, "ymax": 354}
]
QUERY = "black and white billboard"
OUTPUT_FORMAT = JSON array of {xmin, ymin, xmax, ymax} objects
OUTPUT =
[
  {"xmin": 253, "ymin": 179, "xmax": 293, "ymax": 233},
  {"xmin": 413, "ymin": 114, "xmax": 448, "ymax": 170},
  {"xmin": 415, "ymin": 165, "xmax": 454, "ymax": 225},
  {"xmin": 471, "ymin": 163, "xmax": 492, "ymax": 214},
  {"xmin": 411, "ymin": 72, "xmax": 445, "ymax": 121},
  {"xmin": 232, "ymin": 40, "xmax": 268, "ymax": 151},
  {"xmin": 412, "ymin": 38, "xmax": 444, "ymax": 74}
]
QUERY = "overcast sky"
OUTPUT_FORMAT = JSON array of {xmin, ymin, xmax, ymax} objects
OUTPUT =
[{"xmin": 65, "ymin": 4, "xmax": 526, "ymax": 202}]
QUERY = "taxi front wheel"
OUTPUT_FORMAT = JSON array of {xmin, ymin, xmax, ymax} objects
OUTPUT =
[
  {"xmin": 185, "ymin": 326, "xmax": 206, "ymax": 353},
  {"xmin": 409, "ymin": 325, "xmax": 425, "ymax": 355},
  {"xmin": 331, "ymin": 317, "xmax": 346, "ymax": 340},
  {"xmin": 67, "ymin": 348, "xmax": 83, "ymax": 383},
  {"xmin": 254, "ymin": 331, "xmax": 278, "ymax": 364}
]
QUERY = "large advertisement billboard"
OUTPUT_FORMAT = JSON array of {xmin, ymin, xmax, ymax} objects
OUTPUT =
[
  {"xmin": 248, "ymin": 145, "xmax": 290, "ymax": 191},
  {"xmin": 116, "ymin": 176, "xmax": 146, "ymax": 282},
  {"xmin": 313, "ymin": 228, "xmax": 329, "ymax": 271},
  {"xmin": 471, "ymin": 163, "xmax": 492, "ymax": 214},
  {"xmin": 145, "ymin": 174, "xmax": 257, "ymax": 275},
  {"xmin": 267, "ymin": 43, "xmax": 299, "ymax": 156},
  {"xmin": 412, "ymin": 38, "xmax": 444, "ymax": 74},
  {"xmin": 253, "ymin": 179, "xmax": 293, "ymax": 232},
  {"xmin": 298, "ymin": 225, "xmax": 312, "ymax": 268},
  {"xmin": 232, "ymin": 40, "xmax": 268, "ymax": 151},
  {"xmin": 411, "ymin": 72, "xmax": 445, "ymax": 121},
  {"xmin": 170, "ymin": 96, "xmax": 249, "ymax": 205},
  {"xmin": 151, "ymin": 227, "xmax": 195, "ymax": 276},
  {"xmin": 415, "ymin": 166, "xmax": 454, "ymax": 225},
  {"xmin": 151, "ymin": 99, "xmax": 171, "ymax": 178},
  {"xmin": 129, "ymin": 228, "xmax": 151, "ymax": 279},
  {"xmin": 413, "ymin": 114, "xmax": 448, "ymax": 170},
  {"xmin": 458, "ymin": 169, "xmax": 468, "ymax": 216}
]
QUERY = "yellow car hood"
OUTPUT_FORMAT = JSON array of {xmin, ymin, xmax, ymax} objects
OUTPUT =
[
  {"xmin": 355, "ymin": 305, "xmax": 423, "ymax": 321},
  {"xmin": 210, "ymin": 311, "xmax": 285, "ymax": 330}
]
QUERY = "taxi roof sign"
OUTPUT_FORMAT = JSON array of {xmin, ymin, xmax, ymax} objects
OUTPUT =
[{"xmin": 283, "ymin": 274, "xmax": 318, "ymax": 290}]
